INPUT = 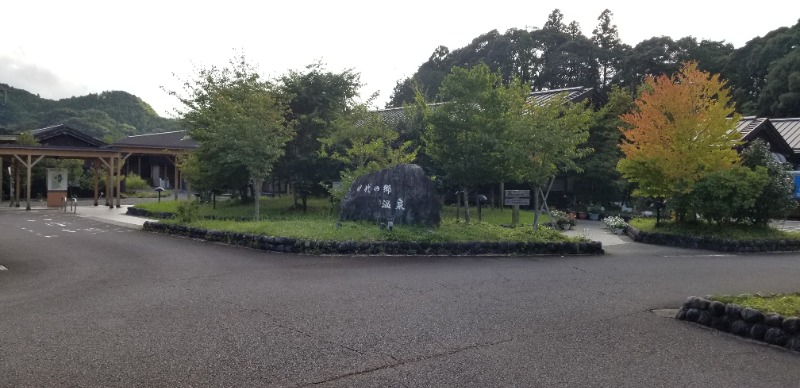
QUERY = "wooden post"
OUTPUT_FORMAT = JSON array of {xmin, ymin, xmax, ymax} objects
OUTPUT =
[
  {"xmin": 499, "ymin": 182, "xmax": 504, "ymax": 211},
  {"xmin": 512, "ymin": 205, "xmax": 520, "ymax": 226},
  {"xmin": 25, "ymin": 154, "xmax": 31, "ymax": 210},
  {"xmin": 14, "ymin": 160, "xmax": 20, "ymax": 207},
  {"xmin": 93, "ymin": 161, "xmax": 99, "ymax": 206},
  {"xmin": 0, "ymin": 157, "xmax": 3, "ymax": 206},
  {"xmin": 115, "ymin": 157, "xmax": 123, "ymax": 208},
  {"xmin": 174, "ymin": 156, "xmax": 179, "ymax": 201},
  {"xmin": 106, "ymin": 159, "xmax": 113, "ymax": 208}
]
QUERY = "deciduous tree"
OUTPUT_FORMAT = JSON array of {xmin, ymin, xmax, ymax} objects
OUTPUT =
[
  {"xmin": 174, "ymin": 55, "xmax": 294, "ymax": 221},
  {"xmin": 421, "ymin": 64, "xmax": 528, "ymax": 223},
  {"xmin": 617, "ymin": 61, "xmax": 742, "ymax": 220}
]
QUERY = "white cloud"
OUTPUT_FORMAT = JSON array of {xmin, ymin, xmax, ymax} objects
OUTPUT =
[{"xmin": 0, "ymin": 56, "xmax": 89, "ymax": 100}]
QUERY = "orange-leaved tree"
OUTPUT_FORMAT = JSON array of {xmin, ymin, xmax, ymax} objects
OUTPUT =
[{"xmin": 617, "ymin": 61, "xmax": 742, "ymax": 219}]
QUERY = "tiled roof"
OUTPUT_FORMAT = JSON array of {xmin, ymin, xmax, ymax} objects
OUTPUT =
[
  {"xmin": 735, "ymin": 116, "xmax": 794, "ymax": 155},
  {"xmin": 735, "ymin": 116, "xmax": 769, "ymax": 139},
  {"xmin": 109, "ymin": 130, "xmax": 198, "ymax": 150},
  {"xmin": 372, "ymin": 106, "xmax": 411, "ymax": 128},
  {"xmin": 30, "ymin": 124, "xmax": 106, "ymax": 147},
  {"xmin": 528, "ymin": 86, "xmax": 604, "ymax": 106},
  {"xmin": 374, "ymin": 86, "xmax": 603, "ymax": 129},
  {"xmin": 769, "ymin": 118, "xmax": 800, "ymax": 153}
]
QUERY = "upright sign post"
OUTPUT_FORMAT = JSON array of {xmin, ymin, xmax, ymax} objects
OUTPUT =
[
  {"xmin": 504, "ymin": 190, "xmax": 530, "ymax": 226},
  {"xmin": 46, "ymin": 168, "xmax": 69, "ymax": 207}
]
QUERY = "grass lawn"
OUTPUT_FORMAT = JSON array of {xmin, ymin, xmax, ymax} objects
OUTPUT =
[
  {"xmin": 711, "ymin": 294, "xmax": 800, "ymax": 317},
  {"xmin": 629, "ymin": 218, "xmax": 800, "ymax": 241},
  {"xmin": 134, "ymin": 197, "xmax": 577, "ymax": 243}
]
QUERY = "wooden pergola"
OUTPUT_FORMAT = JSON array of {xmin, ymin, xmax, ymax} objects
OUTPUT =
[
  {"xmin": 1, "ymin": 128, "xmax": 198, "ymax": 210},
  {"xmin": 0, "ymin": 145, "xmax": 126, "ymax": 210}
]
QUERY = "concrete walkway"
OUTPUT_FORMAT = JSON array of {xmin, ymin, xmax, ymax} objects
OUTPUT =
[
  {"xmin": 0, "ymin": 201, "xmax": 156, "ymax": 228},
  {"xmin": 561, "ymin": 219, "xmax": 629, "ymax": 247}
]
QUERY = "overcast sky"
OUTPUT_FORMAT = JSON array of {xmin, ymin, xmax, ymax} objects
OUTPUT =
[{"xmin": 2, "ymin": 1, "xmax": 798, "ymax": 119}]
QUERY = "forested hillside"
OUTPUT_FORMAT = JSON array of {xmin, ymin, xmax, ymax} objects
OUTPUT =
[
  {"xmin": 0, "ymin": 84, "xmax": 179, "ymax": 141},
  {"xmin": 389, "ymin": 10, "xmax": 800, "ymax": 118}
]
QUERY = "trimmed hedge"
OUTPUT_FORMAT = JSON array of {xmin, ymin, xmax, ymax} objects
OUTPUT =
[
  {"xmin": 676, "ymin": 296, "xmax": 800, "ymax": 353},
  {"xmin": 141, "ymin": 221, "xmax": 604, "ymax": 256},
  {"xmin": 626, "ymin": 225, "xmax": 800, "ymax": 252}
]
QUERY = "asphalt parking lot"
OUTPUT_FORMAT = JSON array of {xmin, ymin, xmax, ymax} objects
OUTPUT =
[{"xmin": 1, "ymin": 205, "xmax": 799, "ymax": 387}]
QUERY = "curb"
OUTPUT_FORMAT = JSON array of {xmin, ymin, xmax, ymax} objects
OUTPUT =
[
  {"xmin": 625, "ymin": 226, "xmax": 800, "ymax": 252},
  {"xmin": 141, "ymin": 221, "xmax": 605, "ymax": 256},
  {"xmin": 676, "ymin": 296, "xmax": 800, "ymax": 353}
]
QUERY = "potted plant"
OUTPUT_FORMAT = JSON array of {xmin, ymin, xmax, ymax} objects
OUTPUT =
[
  {"xmin": 550, "ymin": 210, "xmax": 576, "ymax": 230},
  {"xmin": 587, "ymin": 204, "xmax": 603, "ymax": 221},
  {"xmin": 603, "ymin": 215, "xmax": 628, "ymax": 235}
]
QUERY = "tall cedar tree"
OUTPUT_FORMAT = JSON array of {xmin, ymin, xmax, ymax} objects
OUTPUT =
[{"xmin": 617, "ymin": 61, "xmax": 742, "ymax": 217}]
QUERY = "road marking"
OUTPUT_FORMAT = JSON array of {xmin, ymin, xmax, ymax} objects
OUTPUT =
[
  {"xmin": 663, "ymin": 254, "xmax": 735, "ymax": 258},
  {"xmin": 0, "ymin": 265, "xmax": 7, "ymax": 271}
]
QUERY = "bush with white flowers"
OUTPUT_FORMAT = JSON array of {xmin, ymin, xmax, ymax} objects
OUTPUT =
[{"xmin": 604, "ymin": 215, "xmax": 627, "ymax": 230}]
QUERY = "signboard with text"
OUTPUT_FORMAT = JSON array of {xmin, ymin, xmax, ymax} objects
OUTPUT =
[{"xmin": 504, "ymin": 190, "xmax": 530, "ymax": 206}]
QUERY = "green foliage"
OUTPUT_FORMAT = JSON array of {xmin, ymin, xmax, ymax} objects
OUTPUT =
[
  {"xmin": 505, "ymin": 94, "xmax": 594, "ymax": 186},
  {"xmin": 15, "ymin": 132, "xmax": 39, "ymax": 145},
  {"xmin": 274, "ymin": 62, "xmax": 362, "ymax": 192},
  {"xmin": 321, "ymin": 104, "xmax": 417, "ymax": 201},
  {"xmin": 740, "ymin": 139, "xmax": 797, "ymax": 224},
  {"xmin": 421, "ymin": 64, "xmax": 529, "ymax": 222},
  {"xmin": 387, "ymin": 11, "xmax": 795, "ymax": 117},
  {"xmin": 124, "ymin": 173, "xmax": 150, "ymax": 192},
  {"xmin": 174, "ymin": 54, "xmax": 294, "ymax": 221},
  {"xmin": 164, "ymin": 215, "xmax": 579, "ymax": 244},
  {"xmin": 757, "ymin": 47, "xmax": 800, "ymax": 117},
  {"xmin": 726, "ymin": 21, "xmax": 800, "ymax": 116},
  {"xmin": 711, "ymin": 294, "xmax": 800, "ymax": 318},
  {"xmin": 617, "ymin": 62, "xmax": 742, "ymax": 219},
  {"xmin": 572, "ymin": 86, "xmax": 633, "ymax": 203},
  {"xmin": 0, "ymin": 83, "xmax": 177, "ymax": 137},
  {"xmin": 630, "ymin": 218, "xmax": 800, "ymax": 241},
  {"xmin": 690, "ymin": 166, "xmax": 769, "ymax": 225},
  {"xmin": 176, "ymin": 201, "xmax": 200, "ymax": 223}
]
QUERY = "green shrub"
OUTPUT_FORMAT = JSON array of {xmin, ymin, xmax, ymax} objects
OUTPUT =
[
  {"xmin": 124, "ymin": 174, "xmax": 150, "ymax": 192},
  {"xmin": 176, "ymin": 201, "xmax": 200, "ymax": 223},
  {"xmin": 740, "ymin": 139, "xmax": 797, "ymax": 225},
  {"xmin": 690, "ymin": 166, "xmax": 768, "ymax": 224}
]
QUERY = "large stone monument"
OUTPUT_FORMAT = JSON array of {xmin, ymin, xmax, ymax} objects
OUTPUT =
[{"xmin": 339, "ymin": 164, "xmax": 440, "ymax": 225}]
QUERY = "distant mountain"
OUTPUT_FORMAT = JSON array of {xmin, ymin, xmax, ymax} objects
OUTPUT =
[{"xmin": 0, "ymin": 84, "xmax": 180, "ymax": 141}]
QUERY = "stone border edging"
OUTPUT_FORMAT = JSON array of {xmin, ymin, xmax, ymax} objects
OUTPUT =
[
  {"xmin": 625, "ymin": 225, "xmax": 800, "ymax": 252},
  {"xmin": 676, "ymin": 296, "xmax": 800, "ymax": 353},
  {"xmin": 141, "ymin": 221, "xmax": 604, "ymax": 256}
]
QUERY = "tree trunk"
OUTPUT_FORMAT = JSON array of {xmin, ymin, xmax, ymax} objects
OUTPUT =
[
  {"xmin": 253, "ymin": 177, "xmax": 262, "ymax": 221},
  {"xmin": 463, "ymin": 187, "xmax": 471, "ymax": 224},
  {"xmin": 499, "ymin": 182, "xmax": 505, "ymax": 211},
  {"xmin": 456, "ymin": 190, "xmax": 461, "ymax": 221},
  {"xmin": 533, "ymin": 186, "xmax": 540, "ymax": 228}
]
